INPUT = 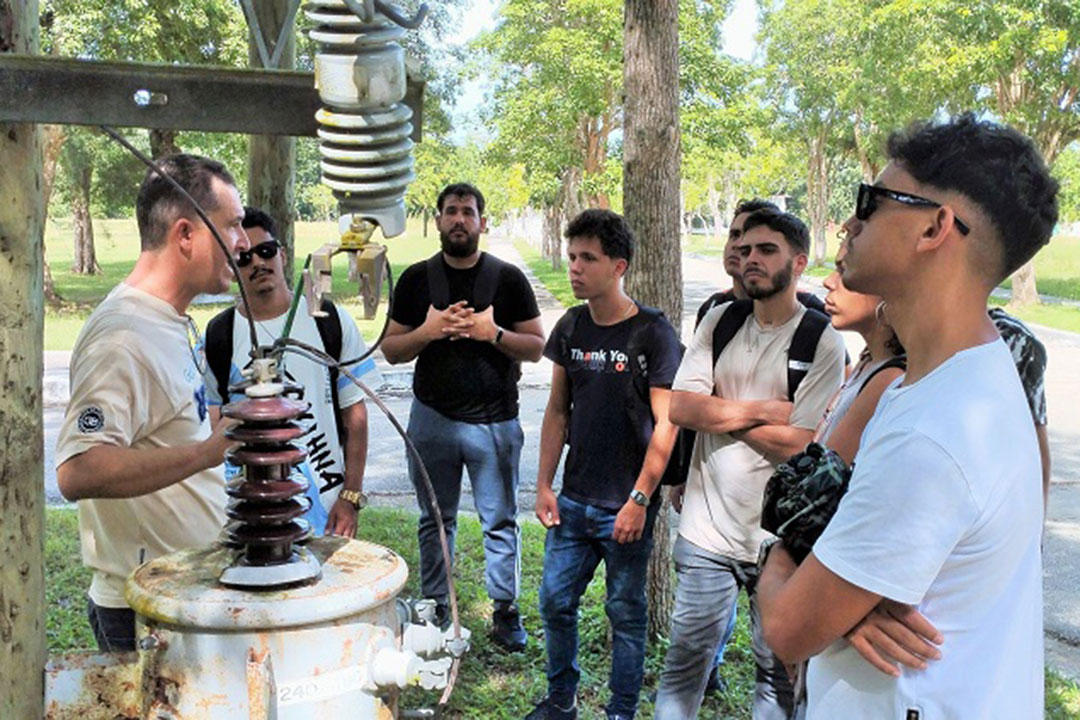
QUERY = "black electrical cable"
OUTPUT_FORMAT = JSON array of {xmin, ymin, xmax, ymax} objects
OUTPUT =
[
  {"xmin": 278, "ymin": 337, "xmax": 464, "ymax": 705},
  {"xmin": 98, "ymin": 125, "xmax": 260, "ymax": 352}
]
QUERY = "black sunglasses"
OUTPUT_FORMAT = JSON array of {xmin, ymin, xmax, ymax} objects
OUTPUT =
[
  {"xmin": 236, "ymin": 241, "xmax": 281, "ymax": 267},
  {"xmin": 856, "ymin": 183, "xmax": 970, "ymax": 235}
]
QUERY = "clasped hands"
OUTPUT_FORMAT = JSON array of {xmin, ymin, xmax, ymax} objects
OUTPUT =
[{"xmin": 423, "ymin": 300, "xmax": 498, "ymax": 343}]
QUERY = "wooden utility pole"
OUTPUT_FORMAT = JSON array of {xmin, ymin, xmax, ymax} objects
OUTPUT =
[
  {"xmin": 622, "ymin": 0, "xmax": 682, "ymax": 638},
  {"xmin": 0, "ymin": 1, "xmax": 47, "ymax": 717},
  {"xmin": 247, "ymin": 0, "xmax": 298, "ymax": 283}
]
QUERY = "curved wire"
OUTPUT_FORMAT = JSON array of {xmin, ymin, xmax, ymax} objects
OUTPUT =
[
  {"xmin": 99, "ymin": 125, "xmax": 260, "ymax": 351},
  {"xmin": 278, "ymin": 338, "xmax": 464, "ymax": 704}
]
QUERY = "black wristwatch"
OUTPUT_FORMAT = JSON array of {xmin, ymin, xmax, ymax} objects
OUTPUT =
[{"xmin": 491, "ymin": 326, "xmax": 504, "ymax": 345}]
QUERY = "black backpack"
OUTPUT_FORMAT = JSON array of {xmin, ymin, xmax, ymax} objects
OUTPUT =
[
  {"xmin": 708, "ymin": 299, "xmax": 831, "ymax": 402},
  {"xmin": 204, "ymin": 299, "xmax": 345, "ymax": 441},
  {"xmin": 666, "ymin": 299, "xmax": 832, "ymax": 486}
]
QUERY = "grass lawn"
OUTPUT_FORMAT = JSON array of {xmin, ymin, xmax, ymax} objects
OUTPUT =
[
  {"xmin": 43, "ymin": 217, "xmax": 442, "ymax": 351},
  {"xmin": 44, "ymin": 507, "xmax": 1080, "ymax": 718}
]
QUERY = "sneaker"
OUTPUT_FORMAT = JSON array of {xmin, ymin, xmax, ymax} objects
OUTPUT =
[
  {"xmin": 491, "ymin": 601, "xmax": 528, "ymax": 652},
  {"xmin": 704, "ymin": 664, "xmax": 730, "ymax": 690},
  {"xmin": 704, "ymin": 663, "xmax": 727, "ymax": 694},
  {"xmin": 524, "ymin": 697, "xmax": 577, "ymax": 720}
]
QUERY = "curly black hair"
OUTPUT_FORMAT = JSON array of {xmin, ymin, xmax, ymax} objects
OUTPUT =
[
  {"xmin": 887, "ymin": 113, "xmax": 1058, "ymax": 280},
  {"xmin": 564, "ymin": 209, "xmax": 636, "ymax": 264},
  {"xmin": 741, "ymin": 209, "xmax": 810, "ymax": 255}
]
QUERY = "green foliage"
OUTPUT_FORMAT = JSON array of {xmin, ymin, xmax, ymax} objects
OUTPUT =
[
  {"xmin": 478, "ymin": 0, "xmax": 624, "ymax": 207},
  {"xmin": 1054, "ymin": 143, "xmax": 1080, "ymax": 223},
  {"xmin": 46, "ymin": 508, "xmax": 96, "ymax": 652}
]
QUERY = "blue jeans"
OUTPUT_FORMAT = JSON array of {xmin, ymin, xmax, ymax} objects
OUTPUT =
[
  {"xmin": 713, "ymin": 595, "xmax": 739, "ymax": 669},
  {"xmin": 87, "ymin": 598, "xmax": 135, "ymax": 652},
  {"xmin": 539, "ymin": 494, "xmax": 658, "ymax": 718},
  {"xmin": 407, "ymin": 399, "xmax": 524, "ymax": 603},
  {"xmin": 655, "ymin": 536, "xmax": 799, "ymax": 720}
]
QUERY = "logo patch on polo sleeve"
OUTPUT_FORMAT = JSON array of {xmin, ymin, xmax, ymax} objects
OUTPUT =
[{"xmin": 77, "ymin": 406, "xmax": 106, "ymax": 433}]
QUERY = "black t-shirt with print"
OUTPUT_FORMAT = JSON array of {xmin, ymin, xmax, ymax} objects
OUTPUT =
[
  {"xmin": 391, "ymin": 253, "xmax": 540, "ymax": 423},
  {"xmin": 544, "ymin": 303, "xmax": 683, "ymax": 510}
]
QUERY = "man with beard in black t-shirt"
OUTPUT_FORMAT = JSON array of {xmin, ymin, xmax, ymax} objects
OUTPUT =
[
  {"xmin": 382, "ymin": 183, "xmax": 544, "ymax": 651},
  {"xmin": 526, "ymin": 209, "xmax": 683, "ymax": 720}
]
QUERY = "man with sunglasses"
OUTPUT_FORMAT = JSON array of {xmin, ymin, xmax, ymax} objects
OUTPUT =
[
  {"xmin": 56, "ymin": 154, "xmax": 250, "ymax": 652},
  {"xmin": 204, "ymin": 207, "xmax": 381, "ymax": 540},
  {"xmin": 757, "ymin": 115, "xmax": 1058, "ymax": 719}
]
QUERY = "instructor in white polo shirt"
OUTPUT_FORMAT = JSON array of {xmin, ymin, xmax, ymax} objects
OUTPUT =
[{"xmin": 56, "ymin": 154, "xmax": 249, "ymax": 652}]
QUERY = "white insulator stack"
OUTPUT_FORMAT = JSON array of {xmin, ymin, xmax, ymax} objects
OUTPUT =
[{"xmin": 306, "ymin": 0, "xmax": 416, "ymax": 237}]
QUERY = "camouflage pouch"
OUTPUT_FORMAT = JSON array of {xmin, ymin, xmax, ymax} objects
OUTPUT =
[{"xmin": 760, "ymin": 442, "xmax": 851, "ymax": 564}]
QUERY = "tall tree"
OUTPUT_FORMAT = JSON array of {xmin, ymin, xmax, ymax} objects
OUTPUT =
[
  {"xmin": 59, "ymin": 129, "xmax": 103, "ymax": 275},
  {"xmin": 759, "ymin": 0, "xmax": 864, "ymax": 264},
  {"xmin": 938, "ymin": 0, "xmax": 1080, "ymax": 306},
  {"xmin": 0, "ymin": 3, "xmax": 47, "ymax": 719},
  {"xmin": 622, "ymin": 0, "xmax": 681, "ymax": 638},
  {"xmin": 480, "ymin": 0, "xmax": 624, "ymax": 261}
]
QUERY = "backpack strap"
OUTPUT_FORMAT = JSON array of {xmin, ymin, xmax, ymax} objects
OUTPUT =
[
  {"xmin": 204, "ymin": 306, "xmax": 236, "ymax": 403},
  {"xmin": 425, "ymin": 251, "xmax": 506, "ymax": 311},
  {"xmin": 786, "ymin": 308, "xmax": 831, "ymax": 401},
  {"xmin": 425, "ymin": 253, "xmax": 450, "ymax": 309},
  {"xmin": 626, "ymin": 305, "xmax": 664, "ymax": 406},
  {"xmin": 313, "ymin": 298, "xmax": 346, "ymax": 444},
  {"xmin": 472, "ymin": 252, "xmax": 505, "ymax": 310},
  {"xmin": 695, "ymin": 291, "xmax": 729, "ymax": 330},
  {"xmin": 857, "ymin": 355, "xmax": 906, "ymax": 395},
  {"xmin": 710, "ymin": 299, "xmax": 754, "ymax": 371}
]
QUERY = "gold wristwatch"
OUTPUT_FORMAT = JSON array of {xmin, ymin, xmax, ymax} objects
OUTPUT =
[{"xmin": 338, "ymin": 489, "xmax": 368, "ymax": 510}]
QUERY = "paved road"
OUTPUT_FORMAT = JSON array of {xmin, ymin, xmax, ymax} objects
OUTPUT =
[{"xmin": 41, "ymin": 238, "xmax": 1080, "ymax": 679}]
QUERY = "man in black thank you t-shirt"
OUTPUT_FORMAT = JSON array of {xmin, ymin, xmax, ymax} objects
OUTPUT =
[
  {"xmin": 381, "ymin": 183, "xmax": 544, "ymax": 651},
  {"xmin": 526, "ymin": 209, "xmax": 682, "ymax": 720}
]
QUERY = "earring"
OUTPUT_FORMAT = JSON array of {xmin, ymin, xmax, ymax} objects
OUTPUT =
[{"xmin": 874, "ymin": 300, "xmax": 888, "ymax": 325}]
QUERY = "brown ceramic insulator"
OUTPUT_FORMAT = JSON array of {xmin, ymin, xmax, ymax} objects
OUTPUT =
[
  {"xmin": 228, "ymin": 520, "xmax": 310, "ymax": 565},
  {"xmin": 227, "ymin": 477, "xmax": 309, "ymax": 502},
  {"xmin": 226, "ymin": 421, "xmax": 310, "ymax": 444},
  {"xmin": 220, "ymin": 388, "xmax": 319, "ymax": 578},
  {"xmin": 228, "ymin": 446, "xmax": 308, "ymax": 467},
  {"xmin": 222, "ymin": 396, "xmax": 310, "ymax": 424},
  {"xmin": 226, "ymin": 497, "xmax": 311, "ymax": 525}
]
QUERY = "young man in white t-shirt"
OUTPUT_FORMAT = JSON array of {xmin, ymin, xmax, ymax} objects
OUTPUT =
[
  {"xmin": 205, "ymin": 207, "xmax": 381, "ymax": 539},
  {"xmin": 56, "ymin": 154, "xmax": 251, "ymax": 652},
  {"xmin": 757, "ymin": 114, "xmax": 1059, "ymax": 719},
  {"xmin": 655, "ymin": 210, "xmax": 847, "ymax": 719}
]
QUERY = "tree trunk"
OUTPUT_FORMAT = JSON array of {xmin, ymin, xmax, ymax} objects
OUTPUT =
[
  {"xmin": 622, "ymin": 0, "xmax": 681, "ymax": 640},
  {"xmin": 543, "ymin": 205, "xmax": 562, "ymax": 270},
  {"xmin": 247, "ymin": 0, "xmax": 297, "ymax": 287},
  {"xmin": 0, "ymin": 4, "xmax": 47, "ymax": 719},
  {"xmin": 422, "ymin": 207, "xmax": 429, "ymax": 238},
  {"xmin": 807, "ymin": 130, "xmax": 829, "ymax": 265},
  {"xmin": 1008, "ymin": 259, "xmax": 1039, "ymax": 307},
  {"xmin": 149, "ymin": 128, "xmax": 180, "ymax": 159},
  {"xmin": 41, "ymin": 124, "xmax": 65, "ymax": 303},
  {"xmin": 72, "ymin": 167, "xmax": 100, "ymax": 275}
]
